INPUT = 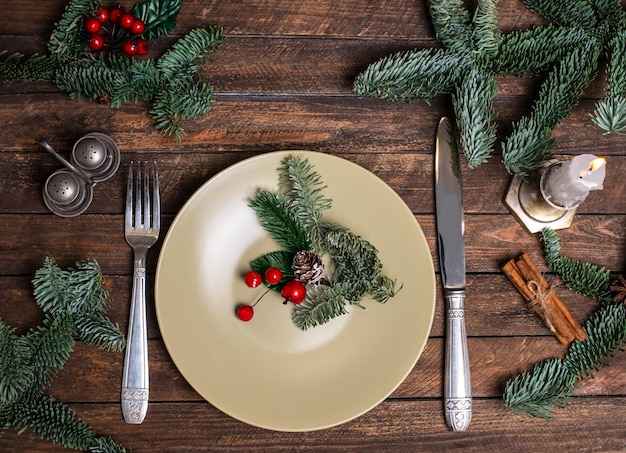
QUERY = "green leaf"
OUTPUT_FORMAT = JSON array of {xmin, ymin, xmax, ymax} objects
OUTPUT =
[
  {"xmin": 132, "ymin": 0, "xmax": 183, "ymax": 41},
  {"xmin": 250, "ymin": 251, "xmax": 294, "ymax": 290}
]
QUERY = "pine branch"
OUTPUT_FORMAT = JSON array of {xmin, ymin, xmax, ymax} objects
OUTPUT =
[
  {"xmin": 73, "ymin": 313, "xmax": 125, "ymax": 352},
  {"xmin": 472, "ymin": 0, "xmax": 500, "ymax": 55},
  {"xmin": 428, "ymin": 0, "xmax": 472, "ymax": 52},
  {"xmin": 248, "ymin": 190, "xmax": 311, "ymax": 253},
  {"xmin": 0, "ymin": 323, "xmax": 32, "ymax": 405},
  {"xmin": 353, "ymin": 48, "xmax": 466, "ymax": 102},
  {"xmin": 0, "ymin": 51, "xmax": 58, "ymax": 83},
  {"xmin": 592, "ymin": 33, "xmax": 626, "ymax": 134},
  {"xmin": 502, "ymin": 42, "xmax": 601, "ymax": 175},
  {"xmin": 565, "ymin": 303, "xmax": 626, "ymax": 377},
  {"xmin": 540, "ymin": 228, "xmax": 612, "ymax": 302},
  {"xmin": 24, "ymin": 313, "xmax": 75, "ymax": 389},
  {"xmin": 452, "ymin": 67, "xmax": 497, "ymax": 167},
  {"xmin": 157, "ymin": 26, "xmax": 224, "ymax": 82},
  {"xmin": 501, "ymin": 117, "xmax": 555, "ymax": 177},
  {"xmin": 496, "ymin": 26, "xmax": 589, "ymax": 75},
  {"xmin": 532, "ymin": 42, "xmax": 601, "ymax": 131},
  {"xmin": 503, "ymin": 228, "xmax": 626, "ymax": 418},
  {"xmin": 292, "ymin": 284, "xmax": 350, "ymax": 330},
  {"xmin": 522, "ymin": 0, "xmax": 597, "ymax": 28},
  {"xmin": 277, "ymin": 155, "xmax": 332, "ymax": 250},
  {"xmin": 503, "ymin": 358, "xmax": 576, "ymax": 418},
  {"xmin": 12, "ymin": 389, "xmax": 99, "ymax": 451},
  {"xmin": 47, "ymin": 0, "xmax": 101, "ymax": 60},
  {"xmin": 592, "ymin": 95, "xmax": 626, "ymax": 134},
  {"xmin": 150, "ymin": 78, "xmax": 214, "ymax": 140}
]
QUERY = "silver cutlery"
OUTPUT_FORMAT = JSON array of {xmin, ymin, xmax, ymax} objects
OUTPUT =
[
  {"xmin": 435, "ymin": 117, "xmax": 472, "ymax": 431},
  {"xmin": 122, "ymin": 161, "xmax": 160, "ymax": 424}
]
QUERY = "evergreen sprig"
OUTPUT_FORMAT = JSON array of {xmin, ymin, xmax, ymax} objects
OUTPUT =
[
  {"xmin": 1, "ymin": 0, "xmax": 224, "ymax": 140},
  {"xmin": 503, "ymin": 229, "xmax": 626, "ymax": 418},
  {"xmin": 354, "ymin": 0, "xmax": 626, "ymax": 176},
  {"xmin": 249, "ymin": 155, "xmax": 400, "ymax": 330},
  {"xmin": 0, "ymin": 257, "xmax": 126, "ymax": 452}
]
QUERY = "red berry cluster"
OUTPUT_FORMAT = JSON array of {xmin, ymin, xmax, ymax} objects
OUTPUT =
[
  {"xmin": 85, "ymin": 4, "xmax": 149, "ymax": 56},
  {"xmin": 236, "ymin": 267, "xmax": 307, "ymax": 321}
]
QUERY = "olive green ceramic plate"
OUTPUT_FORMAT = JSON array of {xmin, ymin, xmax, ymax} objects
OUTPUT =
[{"xmin": 155, "ymin": 151, "xmax": 435, "ymax": 431}]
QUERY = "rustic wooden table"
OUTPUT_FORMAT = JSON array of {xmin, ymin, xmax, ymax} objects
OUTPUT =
[{"xmin": 1, "ymin": 0, "xmax": 625, "ymax": 451}]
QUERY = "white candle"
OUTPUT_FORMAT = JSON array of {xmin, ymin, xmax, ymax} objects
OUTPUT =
[{"xmin": 540, "ymin": 154, "xmax": 606, "ymax": 210}]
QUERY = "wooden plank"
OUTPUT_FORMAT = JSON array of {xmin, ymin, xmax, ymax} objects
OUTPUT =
[
  {"xmin": 1, "ymin": 398, "xmax": 624, "ymax": 452},
  {"xmin": 0, "ymin": 0, "xmax": 546, "ymax": 38}
]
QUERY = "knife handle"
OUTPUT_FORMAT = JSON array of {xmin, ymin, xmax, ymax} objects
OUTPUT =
[{"xmin": 444, "ymin": 289, "xmax": 472, "ymax": 432}]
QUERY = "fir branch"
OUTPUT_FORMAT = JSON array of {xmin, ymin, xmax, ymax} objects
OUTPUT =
[
  {"xmin": 157, "ymin": 26, "xmax": 224, "ymax": 82},
  {"xmin": 73, "ymin": 313, "xmax": 125, "ymax": 353},
  {"xmin": 353, "ymin": 48, "xmax": 466, "ymax": 102},
  {"xmin": 428, "ymin": 0, "xmax": 472, "ymax": 53},
  {"xmin": 0, "ymin": 324, "xmax": 32, "ymax": 405},
  {"xmin": 532, "ymin": 42, "xmax": 601, "ymax": 131},
  {"xmin": 0, "ymin": 51, "xmax": 57, "ymax": 83},
  {"xmin": 540, "ymin": 228, "xmax": 612, "ymax": 302},
  {"xmin": 501, "ymin": 116, "xmax": 555, "ymax": 177},
  {"xmin": 565, "ymin": 303, "xmax": 626, "ymax": 377},
  {"xmin": 472, "ymin": 0, "xmax": 500, "ymax": 56},
  {"xmin": 503, "ymin": 358, "xmax": 576, "ymax": 418},
  {"xmin": 452, "ymin": 67, "xmax": 497, "ymax": 167},
  {"xmin": 12, "ymin": 388, "xmax": 99, "ymax": 451},
  {"xmin": 150, "ymin": 78, "xmax": 215, "ymax": 140},
  {"xmin": 592, "ymin": 95, "xmax": 626, "ymax": 134},
  {"xmin": 496, "ymin": 26, "xmax": 589, "ymax": 75},
  {"xmin": 278, "ymin": 156, "xmax": 332, "ymax": 249},
  {"xmin": 248, "ymin": 190, "xmax": 311, "ymax": 253},
  {"xmin": 292, "ymin": 284, "xmax": 350, "ymax": 330},
  {"xmin": 47, "ymin": 0, "xmax": 101, "ymax": 61},
  {"xmin": 504, "ymin": 228, "xmax": 626, "ymax": 418},
  {"xmin": 24, "ymin": 313, "xmax": 75, "ymax": 388},
  {"xmin": 522, "ymin": 0, "xmax": 597, "ymax": 29}
]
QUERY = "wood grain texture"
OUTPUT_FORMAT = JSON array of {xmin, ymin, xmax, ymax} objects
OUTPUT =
[{"xmin": 1, "ymin": 0, "xmax": 625, "ymax": 451}]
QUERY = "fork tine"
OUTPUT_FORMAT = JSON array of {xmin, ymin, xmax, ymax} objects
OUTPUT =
[
  {"xmin": 152, "ymin": 162, "xmax": 160, "ymax": 231},
  {"xmin": 125, "ymin": 162, "xmax": 134, "ymax": 230},
  {"xmin": 143, "ymin": 161, "xmax": 151, "ymax": 229},
  {"xmin": 135, "ymin": 161, "xmax": 142, "ymax": 228}
]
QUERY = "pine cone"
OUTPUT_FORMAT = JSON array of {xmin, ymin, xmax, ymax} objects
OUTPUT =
[{"xmin": 292, "ymin": 250, "xmax": 324, "ymax": 285}]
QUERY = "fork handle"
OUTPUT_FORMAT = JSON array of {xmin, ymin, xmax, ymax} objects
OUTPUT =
[{"xmin": 122, "ymin": 249, "xmax": 149, "ymax": 424}]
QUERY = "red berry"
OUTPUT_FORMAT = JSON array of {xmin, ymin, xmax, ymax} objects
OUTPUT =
[
  {"xmin": 264, "ymin": 267, "xmax": 282, "ymax": 285},
  {"xmin": 236, "ymin": 305, "xmax": 254, "ymax": 321},
  {"xmin": 109, "ymin": 7, "xmax": 124, "ymax": 23},
  {"xmin": 85, "ymin": 18, "xmax": 102, "ymax": 34},
  {"xmin": 88, "ymin": 34, "xmax": 105, "ymax": 51},
  {"xmin": 281, "ymin": 280, "xmax": 306, "ymax": 304},
  {"xmin": 130, "ymin": 19, "xmax": 145, "ymax": 35},
  {"xmin": 119, "ymin": 13, "xmax": 135, "ymax": 29},
  {"xmin": 122, "ymin": 39, "xmax": 138, "ymax": 56},
  {"xmin": 244, "ymin": 271, "xmax": 263, "ymax": 288},
  {"xmin": 136, "ymin": 38, "xmax": 149, "ymax": 56},
  {"xmin": 95, "ymin": 8, "xmax": 109, "ymax": 23}
]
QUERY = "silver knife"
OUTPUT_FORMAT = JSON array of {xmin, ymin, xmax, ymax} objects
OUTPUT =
[{"xmin": 435, "ymin": 116, "xmax": 472, "ymax": 431}]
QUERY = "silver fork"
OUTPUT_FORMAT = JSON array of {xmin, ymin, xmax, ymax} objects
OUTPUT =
[{"xmin": 122, "ymin": 161, "xmax": 160, "ymax": 424}]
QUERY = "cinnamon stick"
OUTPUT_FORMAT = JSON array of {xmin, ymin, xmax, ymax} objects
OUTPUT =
[{"xmin": 502, "ymin": 253, "xmax": 587, "ymax": 345}]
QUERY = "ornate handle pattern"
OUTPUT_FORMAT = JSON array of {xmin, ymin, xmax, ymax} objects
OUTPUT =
[
  {"xmin": 444, "ymin": 289, "xmax": 472, "ymax": 431},
  {"xmin": 121, "ymin": 251, "xmax": 149, "ymax": 424}
]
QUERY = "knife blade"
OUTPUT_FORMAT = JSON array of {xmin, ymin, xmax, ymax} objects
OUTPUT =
[{"xmin": 435, "ymin": 116, "xmax": 472, "ymax": 432}]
